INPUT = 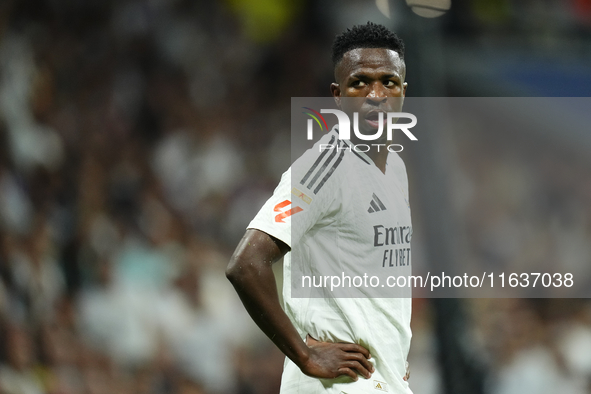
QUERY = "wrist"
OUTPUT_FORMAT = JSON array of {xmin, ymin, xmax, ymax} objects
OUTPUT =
[{"xmin": 293, "ymin": 342, "xmax": 311, "ymax": 370}]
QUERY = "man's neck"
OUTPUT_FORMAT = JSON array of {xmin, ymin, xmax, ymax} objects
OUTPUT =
[
  {"xmin": 366, "ymin": 148, "xmax": 388, "ymax": 174},
  {"xmin": 349, "ymin": 136, "xmax": 389, "ymax": 174}
]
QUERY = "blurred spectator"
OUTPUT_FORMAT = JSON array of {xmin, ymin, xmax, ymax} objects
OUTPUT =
[{"xmin": 0, "ymin": 323, "xmax": 44, "ymax": 394}]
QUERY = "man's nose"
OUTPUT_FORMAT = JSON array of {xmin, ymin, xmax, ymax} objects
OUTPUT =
[{"xmin": 366, "ymin": 82, "xmax": 387, "ymax": 103}]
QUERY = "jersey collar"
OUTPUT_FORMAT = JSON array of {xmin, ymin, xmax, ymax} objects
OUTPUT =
[{"xmin": 329, "ymin": 125, "xmax": 376, "ymax": 167}]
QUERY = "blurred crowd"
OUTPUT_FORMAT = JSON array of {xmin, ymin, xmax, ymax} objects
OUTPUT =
[
  {"xmin": 0, "ymin": 1, "xmax": 301, "ymax": 393},
  {"xmin": 0, "ymin": 1, "xmax": 590, "ymax": 394},
  {"xmin": 451, "ymin": 106, "xmax": 591, "ymax": 393}
]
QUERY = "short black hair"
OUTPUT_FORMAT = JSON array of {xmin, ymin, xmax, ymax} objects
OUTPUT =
[{"xmin": 332, "ymin": 22, "xmax": 405, "ymax": 66}]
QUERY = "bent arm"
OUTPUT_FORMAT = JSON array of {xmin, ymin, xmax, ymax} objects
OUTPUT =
[
  {"xmin": 226, "ymin": 229, "xmax": 374, "ymax": 381},
  {"xmin": 226, "ymin": 228, "xmax": 309, "ymax": 365}
]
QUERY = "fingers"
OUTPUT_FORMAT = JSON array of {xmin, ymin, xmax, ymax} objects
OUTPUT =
[
  {"xmin": 304, "ymin": 335, "xmax": 375, "ymax": 381},
  {"xmin": 307, "ymin": 335, "xmax": 370, "ymax": 360},
  {"xmin": 338, "ymin": 343, "xmax": 371, "ymax": 359},
  {"xmin": 404, "ymin": 361, "xmax": 410, "ymax": 381},
  {"xmin": 336, "ymin": 367, "xmax": 358, "ymax": 381},
  {"xmin": 341, "ymin": 360, "xmax": 372, "ymax": 379},
  {"xmin": 342, "ymin": 351, "xmax": 375, "ymax": 375}
]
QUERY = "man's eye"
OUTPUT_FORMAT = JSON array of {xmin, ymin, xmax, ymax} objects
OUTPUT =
[
  {"xmin": 384, "ymin": 80, "xmax": 397, "ymax": 87},
  {"xmin": 352, "ymin": 80, "xmax": 366, "ymax": 87}
]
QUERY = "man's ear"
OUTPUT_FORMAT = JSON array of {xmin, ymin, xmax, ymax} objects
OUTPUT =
[
  {"xmin": 400, "ymin": 82, "xmax": 408, "ymax": 107},
  {"xmin": 331, "ymin": 83, "xmax": 341, "ymax": 108}
]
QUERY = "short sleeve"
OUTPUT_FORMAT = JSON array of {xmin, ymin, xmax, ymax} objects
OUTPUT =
[{"xmin": 248, "ymin": 132, "xmax": 346, "ymax": 248}]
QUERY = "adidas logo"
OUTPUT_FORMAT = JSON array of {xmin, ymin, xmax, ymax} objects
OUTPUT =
[
  {"xmin": 368, "ymin": 193, "xmax": 387, "ymax": 213},
  {"xmin": 373, "ymin": 379, "xmax": 388, "ymax": 392}
]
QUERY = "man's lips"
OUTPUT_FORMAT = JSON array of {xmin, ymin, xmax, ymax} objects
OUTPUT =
[{"xmin": 364, "ymin": 111, "xmax": 387, "ymax": 129}]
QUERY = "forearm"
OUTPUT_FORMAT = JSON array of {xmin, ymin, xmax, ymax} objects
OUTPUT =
[{"xmin": 226, "ymin": 230, "xmax": 310, "ymax": 367}]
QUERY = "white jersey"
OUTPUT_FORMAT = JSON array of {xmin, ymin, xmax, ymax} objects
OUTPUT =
[{"xmin": 248, "ymin": 128, "xmax": 413, "ymax": 394}]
